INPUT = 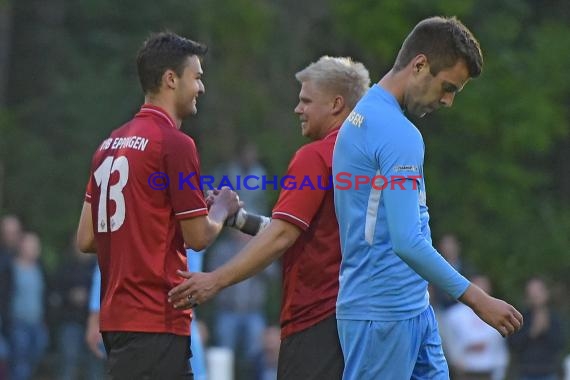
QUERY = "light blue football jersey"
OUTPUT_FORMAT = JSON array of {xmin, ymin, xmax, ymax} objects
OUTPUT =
[{"xmin": 333, "ymin": 84, "xmax": 469, "ymax": 322}]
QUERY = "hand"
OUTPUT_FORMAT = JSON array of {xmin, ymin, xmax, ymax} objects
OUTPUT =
[
  {"xmin": 168, "ymin": 270, "xmax": 222, "ymax": 310},
  {"xmin": 85, "ymin": 312, "xmax": 105, "ymax": 359},
  {"xmin": 205, "ymin": 189, "xmax": 217, "ymax": 208},
  {"xmin": 460, "ymin": 284, "xmax": 523, "ymax": 337},
  {"xmin": 209, "ymin": 187, "xmax": 242, "ymax": 217}
]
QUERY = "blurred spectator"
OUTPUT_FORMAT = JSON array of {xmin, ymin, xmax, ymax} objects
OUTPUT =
[
  {"xmin": 0, "ymin": 214, "xmax": 22, "ymax": 380},
  {"xmin": 215, "ymin": 141, "xmax": 269, "ymax": 215},
  {"xmin": 442, "ymin": 274, "xmax": 509, "ymax": 380},
  {"xmin": 186, "ymin": 248, "xmax": 209, "ymax": 380},
  {"xmin": 0, "ymin": 332, "xmax": 6, "ymax": 380},
  {"xmin": 206, "ymin": 229, "xmax": 279, "ymax": 375},
  {"xmin": 254, "ymin": 325, "xmax": 280, "ymax": 380},
  {"xmin": 0, "ymin": 215, "xmax": 22, "ymax": 341},
  {"xmin": 51, "ymin": 236, "xmax": 97, "ymax": 380},
  {"xmin": 509, "ymin": 277, "xmax": 565, "ymax": 380},
  {"xmin": 9, "ymin": 232, "xmax": 48, "ymax": 380},
  {"xmin": 84, "ymin": 265, "xmax": 106, "ymax": 379},
  {"xmin": 430, "ymin": 233, "xmax": 475, "ymax": 312}
]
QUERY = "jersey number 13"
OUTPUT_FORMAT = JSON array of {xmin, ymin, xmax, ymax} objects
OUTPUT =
[{"xmin": 93, "ymin": 156, "xmax": 129, "ymax": 232}]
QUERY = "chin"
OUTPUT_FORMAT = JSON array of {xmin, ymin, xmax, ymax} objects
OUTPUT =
[{"xmin": 186, "ymin": 105, "xmax": 198, "ymax": 116}]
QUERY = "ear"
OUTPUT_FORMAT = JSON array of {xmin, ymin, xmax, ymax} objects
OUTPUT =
[
  {"xmin": 331, "ymin": 95, "xmax": 345, "ymax": 115},
  {"xmin": 411, "ymin": 54, "xmax": 429, "ymax": 74},
  {"xmin": 162, "ymin": 69, "xmax": 178, "ymax": 90}
]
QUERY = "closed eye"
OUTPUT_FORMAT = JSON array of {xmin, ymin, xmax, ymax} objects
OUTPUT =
[{"xmin": 442, "ymin": 82, "xmax": 459, "ymax": 93}]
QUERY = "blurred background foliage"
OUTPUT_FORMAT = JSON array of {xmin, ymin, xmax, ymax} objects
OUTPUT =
[{"xmin": 0, "ymin": 0, "xmax": 569, "ymax": 305}]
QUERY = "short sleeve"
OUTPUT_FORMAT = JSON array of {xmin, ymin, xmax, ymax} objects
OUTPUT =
[
  {"xmin": 163, "ymin": 132, "xmax": 208, "ymax": 220},
  {"xmin": 84, "ymin": 175, "xmax": 93, "ymax": 203},
  {"xmin": 272, "ymin": 146, "xmax": 330, "ymax": 231}
]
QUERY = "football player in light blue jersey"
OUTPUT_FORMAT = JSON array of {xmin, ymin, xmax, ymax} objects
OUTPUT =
[{"xmin": 332, "ymin": 16, "xmax": 523, "ymax": 380}]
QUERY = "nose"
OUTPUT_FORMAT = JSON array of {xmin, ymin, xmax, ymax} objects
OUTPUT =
[
  {"xmin": 199, "ymin": 80, "xmax": 205, "ymax": 95},
  {"xmin": 294, "ymin": 103, "xmax": 303, "ymax": 114},
  {"xmin": 440, "ymin": 92, "xmax": 455, "ymax": 107}
]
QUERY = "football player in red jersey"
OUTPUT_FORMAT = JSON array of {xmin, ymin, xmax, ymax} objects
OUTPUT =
[
  {"xmin": 76, "ymin": 32, "xmax": 240, "ymax": 379},
  {"xmin": 169, "ymin": 56, "xmax": 370, "ymax": 380}
]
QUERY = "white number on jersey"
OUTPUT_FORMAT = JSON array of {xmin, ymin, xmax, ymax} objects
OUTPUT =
[{"xmin": 93, "ymin": 156, "xmax": 129, "ymax": 232}]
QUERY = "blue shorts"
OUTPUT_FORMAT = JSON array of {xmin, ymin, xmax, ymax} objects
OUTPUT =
[{"xmin": 337, "ymin": 306, "xmax": 449, "ymax": 380}]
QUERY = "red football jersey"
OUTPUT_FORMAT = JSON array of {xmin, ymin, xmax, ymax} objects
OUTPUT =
[
  {"xmin": 85, "ymin": 104, "xmax": 207, "ymax": 336},
  {"xmin": 272, "ymin": 128, "xmax": 341, "ymax": 339}
]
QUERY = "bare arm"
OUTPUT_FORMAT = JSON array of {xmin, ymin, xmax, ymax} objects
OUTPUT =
[
  {"xmin": 180, "ymin": 187, "xmax": 241, "ymax": 251},
  {"xmin": 77, "ymin": 202, "xmax": 96, "ymax": 253},
  {"xmin": 85, "ymin": 311, "xmax": 105, "ymax": 359},
  {"xmin": 168, "ymin": 219, "xmax": 301, "ymax": 308}
]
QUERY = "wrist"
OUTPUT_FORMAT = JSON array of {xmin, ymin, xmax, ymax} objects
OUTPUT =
[
  {"xmin": 213, "ymin": 267, "xmax": 231, "ymax": 289},
  {"xmin": 226, "ymin": 208, "xmax": 271, "ymax": 236},
  {"xmin": 459, "ymin": 283, "xmax": 484, "ymax": 311}
]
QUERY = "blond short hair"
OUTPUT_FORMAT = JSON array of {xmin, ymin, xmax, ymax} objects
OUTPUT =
[{"xmin": 295, "ymin": 56, "xmax": 370, "ymax": 109}]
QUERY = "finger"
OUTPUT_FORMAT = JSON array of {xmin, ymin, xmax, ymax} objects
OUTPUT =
[
  {"xmin": 187, "ymin": 294, "xmax": 199, "ymax": 309},
  {"xmin": 515, "ymin": 309, "xmax": 524, "ymax": 325},
  {"xmin": 168, "ymin": 284, "xmax": 186, "ymax": 298},
  {"xmin": 173, "ymin": 294, "xmax": 199, "ymax": 310},
  {"xmin": 168, "ymin": 272, "xmax": 193, "ymax": 298},
  {"xmin": 504, "ymin": 321, "xmax": 515, "ymax": 336},
  {"xmin": 177, "ymin": 270, "xmax": 192, "ymax": 278},
  {"xmin": 173, "ymin": 298, "xmax": 189, "ymax": 309},
  {"xmin": 169, "ymin": 290, "xmax": 193, "ymax": 304},
  {"xmin": 509, "ymin": 313, "xmax": 522, "ymax": 330},
  {"xmin": 177, "ymin": 302, "xmax": 198, "ymax": 310},
  {"xmin": 168, "ymin": 284, "xmax": 191, "ymax": 300}
]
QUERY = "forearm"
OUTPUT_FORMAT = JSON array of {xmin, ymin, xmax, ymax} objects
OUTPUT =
[
  {"xmin": 458, "ymin": 283, "xmax": 488, "ymax": 311},
  {"xmin": 202, "ymin": 204, "xmax": 230, "ymax": 246},
  {"xmin": 77, "ymin": 202, "xmax": 97, "ymax": 253},
  {"xmin": 384, "ymin": 182, "xmax": 469, "ymax": 298},
  {"xmin": 215, "ymin": 220, "xmax": 298, "ymax": 288},
  {"xmin": 226, "ymin": 208, "xmax": 271, "ymax": 236}
]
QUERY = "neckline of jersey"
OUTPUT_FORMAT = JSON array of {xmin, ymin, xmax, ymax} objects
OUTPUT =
[{"xmin": 139, "ymin": 104, "xmax": 177, "ymax": 129}]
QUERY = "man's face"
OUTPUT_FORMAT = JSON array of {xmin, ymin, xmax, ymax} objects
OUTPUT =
[
  {"xmin": 526, "ymin": 279, "xmax": 549, "ymax": 308},
  {"xmin": 406, "ymin": 58, "xmax": 470, "ymax": 118},
  {"xmin": 174, "ymin": 55, "xmax": 205, "ymax": 118},
  {"xmin": 294, "ymin": 81, "xmax": 334, "ymax": 140}
]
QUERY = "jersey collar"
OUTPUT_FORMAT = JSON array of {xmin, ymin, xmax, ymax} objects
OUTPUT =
[
  {"xmin": 323, "ymin": 126, "xmax": 341, "ymax": 140},
  {"xmin": 138, "ymin": 104, "xmax": 177, "ymax": 129}
]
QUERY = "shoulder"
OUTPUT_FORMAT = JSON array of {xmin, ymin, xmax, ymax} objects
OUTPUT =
[
  {"xmin": 369, "ymin": 121, "xmax": 424, "ymax": 165},
  {"xmin": 358, "ymin": 99, "xmax": 423, "ymax": 151},
  {"xmin": 292, "ymin": 140, "xmax": 329, "ymax": 166},
  {"xmin": 162, "ymin": 128, "xmax": 198, "ymax": 153}
]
